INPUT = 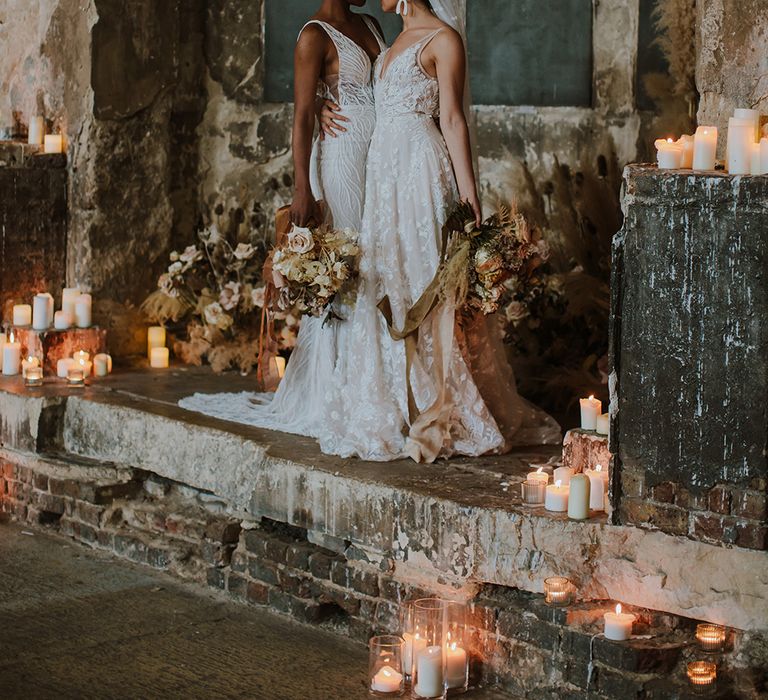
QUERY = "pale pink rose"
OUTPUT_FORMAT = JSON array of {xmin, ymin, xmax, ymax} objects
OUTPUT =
[
  {"xmin": 251, "ymin": 286, "xmax": 266, "ymax": 308},
  {"xmin": 234, "ymin": 243, "xmax": 256, "ymax": 260},
  {"xmin": 287, "ymin": 226, "xmax": 314, "ymax": 254},
  {"xmin": 219, "ymin": 281, "xmax": 241, "ymax": 311}
]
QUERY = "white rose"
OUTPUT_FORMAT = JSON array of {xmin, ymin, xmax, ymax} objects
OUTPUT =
[
  {"xmin": 203, "ymin": 302, "xmax": 233, "ymax": 330},
  {"xmin": 219, "ymin": 281, "xmax": 241, "ymax": 311},
  {"xmin": 313, "ymin": 274, "xmax": 331, "ymax": 288},
  {"xmin": 251, "ymin": 286, "xmax": 266, "ymax": 308},
  {"xmin": 180, "ymin": 245, "xmax": 202, "ymax": 264},
  {"xmin": 287, "ymin": 226, "xmax": 315, "ymax": 254},
  {"xmin": 234, "ymin": 243, "xmax": 256, "ymax": 260},
  {"xmin": 169, "ymin": 261, "xmax": 183, "ymax": 274}
]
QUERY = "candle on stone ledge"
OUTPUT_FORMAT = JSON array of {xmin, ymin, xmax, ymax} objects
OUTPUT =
[
  {"xmin": 67, "ymin": 366, "xmax": 85, "ymax": 386},
  {"xmin": 527, "ymin": 466, "xmax": 549, "ymax": 485},
  {"xmin": 553, "ymin": 465, "xmax": 574, "ymax": 486},
  {"xmin": 692, "ymin": 126, "xmax": 718, "ymax": 170},
  {"xmin": 93, "ymin": 353, "xmax": 112, "ymax": 377},
  {"xmin": 413, "ymin": 645, "xmax": 444, "ymax": 699},
  {"xmin": 584, "ymin": 464, "xmax": 608, "ymax": 511},
  {"xmin": 677, "ymin": 135, "xmax": 694, "ymax": 168},
  {"xmin": 596, "ymin": 413, "xmax": 609, "ymax": 436},
  {"xmin": 727, "ymin": 117, "xmax": 755, "ymax": 175},
  {"xmin": 761, "ymin": 138, "xmax": 768, "ymax": 174},
  {"xmin": 73, "ymin": 351, "xmax": 90, "ymax": 365},
  {"xmin": 44, "ymin": 134, "xmax": 63, "ymax": 154},
  {"xmin": 2, "ymin": 333, "xmax": 22, "ymax": 376},
  {"xmin": 28, "ymin": 116, "xmax": 44, "ymax": 145},
  {"xmin": 147, "ymin": 326, "xmax": 166, "ymax": 359},
  {"xmin": 13, "ymin": 304, "xmax": 32, "ymax": 327},
  {"xmin": 150, "ymin": 347, "xmax": 170, "ymax": 369},
  {"xmin": 57, "ymin": 358, "xmax": 76, "ymax": 378},
  {"xmin": 567, "ymin": 473, "xmax": 590, "ymax": 520},
  {"xmin": 544, "ymin": 576, "xmax": 574, "ymax": 607},
  {"xmin": 33, "ymin": 293, "xmax": 53, "ymax": 330},
  {"xmin": 54, "ymin": 310, "xmax": 73, "ymax": 330},
  {"xmin": 74, "ymin": 293, "xmax": 92, "ymax": 328},
  {"xmin": 687, "ymin": 661, "xmax": 717, "ymax": 687},
  {"xmin": 545, "ymin": 479, "xmax": 569, "ymax": 512},
  {"xmin": 24, "ymin": 366, "xmax": 43, "ymax": 387},
  {"xmin": 734, "ymin": 107, "xmax": 761, "ymax": 142},
  {"xmin": 696, "ymin": 624, "xmax": 727, "ymax": 652},
  {"xmin": 371, "ymin": 665, "xmax": 403, "ymax": 694},
  {"xmin": 604, "ymin": 604, "xmax": 635, "ymax": 641},
  {"xmin": 22, "ymin": 356, "xmax": 40, "ymax": 378},
  {"xmin": 655, "ymin": 138, "xmax": 682, "ymax": 169},
  {"xmin": 402, "ymin": 631, "xmax": 427, "ymax": 679},
  {"xmin": 522, "ymin": 479, "xmax": 547, "ymax": 506},
  {"xmin": 579, "ymin": 395, "xmax": 601, "ymax": 430},
  {"xmin": 62, "ymin": 288, "xmax": 80, "ymax": 316},
  {"xmin": 445, "ymin": 640, "xmax": 468, "ymax": 690}
]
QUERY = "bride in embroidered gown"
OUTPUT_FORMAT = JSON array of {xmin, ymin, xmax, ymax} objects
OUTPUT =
[{"xmin": 181, "ymin": 0, "xmax": 560, "ymax": 461}]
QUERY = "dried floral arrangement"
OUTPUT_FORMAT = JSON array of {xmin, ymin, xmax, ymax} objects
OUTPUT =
[{"xmin": 142, "ymin": 219, "xmax": 298, "ymax": 374}]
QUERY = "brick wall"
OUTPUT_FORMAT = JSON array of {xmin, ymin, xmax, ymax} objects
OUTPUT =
[{"xmin": 2, "ymin": 455, "xmax": 766, "ymax": 699}]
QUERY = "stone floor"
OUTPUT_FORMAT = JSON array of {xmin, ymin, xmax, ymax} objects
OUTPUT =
[{"xmin": 0, "ymin": 520, "xmax": 510, "ymax": 700}]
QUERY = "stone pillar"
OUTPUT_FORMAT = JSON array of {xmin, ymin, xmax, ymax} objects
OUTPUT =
[
  {"xmin": 696, "ymin": 0, "xmax": 768, "ymax": 155},
  {"xmin": 611, "ymin": 165, "xmax": 768, "ymax": 550}
]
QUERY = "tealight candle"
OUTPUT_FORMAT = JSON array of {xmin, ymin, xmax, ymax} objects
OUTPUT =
[
  {"xmin": 24, "ymin": 366, "xmax": 43, "ymax": 387},
  {"xmin": 527, "ymin": 466, "xmax": 550, "ymax": 485},
  {"xmin": 150, "ymin": 347, "xmax": 170, "ymax": 368},
  {"xmin": 371, "ymin": 665, "xmax": 403, "ymax": 694},
  {"xmin": 57, "ymin": 358, "xmax": 76, "ymax": 378},
  {"xmin": 147, "ymin": 326, "xmax": 166, "ymax": 359},
  {"xmin": 28, "ymin": 116, "xmax": 44, "ymax": 145},
  {"xmin": 74, "ymin": 293, "xmax": 92, "ymax": 328},
  {"xmin": 604, "ymin": 604, "xmax": 635, "ymax": 641},
  {"xmin": 61, "ymin": 287, "xmax": 81, "ymax": 316},
  {"xmin": 32, "ymin": 293, "xmax": 53, "ymax": 330},
  {"xmin": 655, "ymin": 138, "xmax": 682, "ymax": 169},
  {"xmin": 545, "ymin": 480, "xmax": 569, "ymax": 512},
  {"xmin": 22, "ymin": 356, "xmax": 40, "ymax": 378},
  {"xmin": 579, "ymin": 395, "xmax": 601, "ymax": 430},
  {"xmin": 413, "ymin": 645, "xmax": 444, "ymax": 699},
  {"xmin": 596, "ymin": 413, "xmax": 609, "ymax": 436},
  {"xmin": 67, "ymin": 367, "xmax": 85, "ymax": 386},
  {"xmin": 727, "ymin": 117, "xmax": 755, "ymax": 174},
  {"xmin": 544, "ymin": 576, "xmax": 573, "ymax": 606},
  {"xmin": 54, "ymin": 311, "xmax": 73, "ymax": 330},
  {"xmin": 12, "ymin": 304, "xmax": 32, "ymax": 327},
  {"xmin": 522, "ymin": 480, "xmax": 546, "ymax": 506},
  {"xmin": 93, "ymin": 353, "xmax": 112, "ymax": 377},
  {"xmin": 696, "ymin": 624, "xmax": 727, "ymax": 652},
  {"xmin": 567, "ymin": 473, "xmax": 591, "ymax": 520},
  {"xmin": 78, "ymin": 359, "xmax": 93, "ymax": 378},
  {"xmin": 2, "ymin": 333, "xmax": 22, "ymax": 376},
  {"xmin": 687, "ymin": 661, "xmax": 717, "ymax": 687},
  {"xmin": 553, "ymin": 465, "xmax": 574, "ymax": 486},
  {"xmin": 44, "ymin": 134, "xmax": 63, "ymax": 154},
  {"xmin": 692, "ymin": 126, "xmax": 718, "ymax": 170},
  {"xmin": 73, "ymin": 350, "xmax": 90, "ymax": 364}
]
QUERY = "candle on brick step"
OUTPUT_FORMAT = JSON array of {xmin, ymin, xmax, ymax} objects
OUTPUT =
[
  {"xmin": 93, "ymin": 353, "xmax": 112, "ymax": 377},
  {"xmin": 692, "ymin": 126, "xmax": 718, "ymax": 170},
  {"xmin": 2, "ymin": 332, "xmax": 21, "ymax": 376},
  {"xmin": 579, "ymin": 395, "xmax": 601, "ymax": 430},
  {"xmin": 147, "ymin": 326, "xmax": 166, "ymax": 359},
  {"xmin": 655, "ymin": 137, "xmax": 682, "ymax": 169},
  {"xmin": 67, "ymin": 366, "xmax": 85, "ymax": 386},
  {"xmin": 24, "ymin": 366, "xmax": 43, "ymax": 387},
  {"xmin": 61, "ymin": 287, "xmax": 80, "ymax": 316},
  {"xmin": 44, "ymin": 134, "xmax": 63, "ymax": 154},
  {"xmin": 727, "ymin": 117, "xmax": 755, "ymax": 175},
  {"xmin": 150, "ymin": 347, "xmax": 169, "ymax": 368},
  {"xmin": 677, "ymin": 134, "xmax": 694, "ymax": 169},
  {"xmin": 604, "ymin": 604, "xmax": 635, "ymax": 641},
  {"xmin": 12, "ymin": 304, "xmax": 32, "ymax": 327},
  {"xmin": 527, "ymin": 466, "xmax": 549, "ymax": 485},
  {"xmin": 596, "ymin": 413, "xmax": 609, "ymax": 436},
  {"xmin": 445, "ymin": 640, "xmax": 468, "ymax": 689},
  {"xmin": 413, "ymin": 645, "xmax": 444, "ymax": 698},
  {"xmin": 21, "ymin": 356, "xmax": 40, "ymax": 378},
  {"xmin": 585, "ymin": 464, "xmax": 608, "ymax": 511},
  {"xmin": 28, "ymin": 116, "xmax": 44, "ymax": 145},
  {"xmin": 74, "ymin": 293, "xmax": 92, "ymax": 328},
  {"xmin": 553, "ymin": 465, "xmax": 574, "ymax": 486},
  {"xmin": 54, "ymin": 310, "xmax": 73, "ymax": 330},
  {"xmin": 545, "ymin": 479, "xmax": 569, "ymax": 512},
  {"xmin": 32, "ymin": 293, "xmax": 53, "ymax": 330},
  {"xmin": 371, "ymin": 665, "xmax": 403, "ymax": 694},
  {"xmin": 567, "ymin": 473, "xmax": 590, "ymax": 520},
  {"xmin": 57, "ymin": 358, "xmax": 76, "ymax": 378}
]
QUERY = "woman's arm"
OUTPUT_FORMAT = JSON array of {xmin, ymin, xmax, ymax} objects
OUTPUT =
[
  {"xmin": 291, "ymin": 26, "xmax": 327, "ymax": 226},
  {"xmin": 432, "ymin": 30, "xmax": 481, "ymax": 226}
]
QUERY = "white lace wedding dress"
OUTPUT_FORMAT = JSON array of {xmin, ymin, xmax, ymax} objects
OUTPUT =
[{"xmin": 180, "ymin": 24, "xmax": 561, "ymax": 462}]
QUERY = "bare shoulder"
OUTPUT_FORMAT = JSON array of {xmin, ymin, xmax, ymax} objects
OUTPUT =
[
  {"xmin": 295, "ymin": 22, "xmax": 330, "ymax": 55},
  {"xmin": 431, "ymin": 24, "xmax": 463, "ymax": 52}
]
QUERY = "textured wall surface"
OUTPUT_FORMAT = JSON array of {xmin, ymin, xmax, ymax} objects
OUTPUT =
[{"xmin": 611, "ymin": 166, "xmax": 768, "ymax": 548}]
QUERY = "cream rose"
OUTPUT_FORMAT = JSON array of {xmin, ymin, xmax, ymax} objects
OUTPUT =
[{"xmin": 287, "ymin": 226, "xmax": 315, "ymax": 254}]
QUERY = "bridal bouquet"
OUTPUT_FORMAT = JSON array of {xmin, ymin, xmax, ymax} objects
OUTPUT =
[
  {"xmin": 269, "ymin": 224, "xmax": 360, "ymax": 316},
  {"xmin": 441, "ymin": 202, "xmax": 550, "ymax": 315}
]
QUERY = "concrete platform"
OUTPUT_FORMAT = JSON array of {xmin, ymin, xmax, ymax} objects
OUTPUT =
[{"xmin": 1, "ymin": 368, "xmax": 767, "ymax": 633}]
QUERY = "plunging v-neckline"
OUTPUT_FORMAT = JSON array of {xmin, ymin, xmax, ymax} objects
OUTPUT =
[
  {"xmin": 378, "ymin": 30, "xmax": 441, "ymax": 81},
  {"xmin": 319, "ymin": 18, "xmax": 382, "ymax": 67}
]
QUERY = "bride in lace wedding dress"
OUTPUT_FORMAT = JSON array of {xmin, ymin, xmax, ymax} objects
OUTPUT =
[{"xmin": 181, "ymin": 0, "xmax": 560, "ymax": 462}]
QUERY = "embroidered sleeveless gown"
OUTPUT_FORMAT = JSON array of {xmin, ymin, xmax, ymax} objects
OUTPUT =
[{"xmin": 179, "ymin": 17, "xmax": 386, "ymax": 437}]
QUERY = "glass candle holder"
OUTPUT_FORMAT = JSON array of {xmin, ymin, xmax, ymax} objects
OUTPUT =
[
  {"xmin": 400, "ymin": 600, "xmax": 418, "ymax": 683},
  {"xmin": 521, "ymin": 480, "xmax": 546, "ymax": 506},
  {"xmin": 444, "ymin": 602, "xmax": 469, "ymax": 694},
  {"xmin": 24, "ymin": 366, "xmax": 43, "ymax": 387},
  {"xmin": 544, "ymin": 577, "xmax": 574, "ymax": 607},
  {"xmin": 696, "ymin": 624, "xmax": 727, "ymax": 653},
  {"xmin": 411, "ymin": 598, "xmax": 447, "ymax": 700},
  {"xmin": 687, "ymin": 660, "xmax": 717, "ymax": 687},
  {"xmin": 67, "ymin": 368, "xmax": 85, "ymax": 387},
  {"xmin": 370, "ymin": 635, "xmax": 405, "ymax": 697}
]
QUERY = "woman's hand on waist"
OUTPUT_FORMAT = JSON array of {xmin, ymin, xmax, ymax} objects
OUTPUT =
[{"xmin": 317, "ymin": 98, "xmax": 350, "ymax": 139}]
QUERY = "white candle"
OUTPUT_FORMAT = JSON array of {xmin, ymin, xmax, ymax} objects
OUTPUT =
[
  {"xmin": 147, "ymin": 326, "xmax": 166, "ymax": 359},
  {"xmin": 527, "ymin": 466, "xmax": 549, "ymax": 485},
  {"xmin": 692, "ymin": 126, "xmax": 718, "ymax": 171},
  {"xmin": 553, "ymin": 465, "xmax": 574, "ymax": 486},
  {"xmin": 677, "ymin": 135, "xmax": 694, "ymax": 168},
  {"xmin": 73, "ymin": 351, "xmax": 90, "ymax": 364},
  {"xmin": 54, "ymin": 311, "xmax": 73, "ymax": 330},
  {"xmin": 74, "ymin": 293, "xmax": 92, "ymax": 328},
  {"xmin": 655, "ymin": 138, "xmax": 682, "ymax": 169},
  {"xmin": 734, "ymin": 108, "xmax": 761, "ymax": 143},
  {"xmin": 0, "ymin": 330, "xmax": 5, "ymax": 371},
  {"xmin": 585, "ymin": 465, "xmax": 608, "ymax": 511},
  {"xmin": 750, "ymin": 142, "xmax": 765, "ymax": 175},
  {"xmin": 727, "ymin": 117, "xmax": 756, "ymax": 175},
  {"xmin": 371, "ymin": 665, "xmax": 403, "ymax": 694},
  {"xmin": 604, "ymin": 604, "xmax": 635, "ymax": 641},
  {"xmin": 761, "ymin": 138, "xmax": 768, "ymax": 174},
  {"xmin": 94, "ymin": 353, "xmax": 112, "ymax": 377},
  {"xmin": 44, "ymin": 134, "xmax": 63, "ymax": 154},
  {"xmin": 567, "ymin": 474, "xmax": 591, "ymax": 520},
  {"xmin": 413, "ymin": 645, "xmax": 444, "ymax": 698},
  {"xmin": 2, "ymin": 334, "xmax": 22, "ymax": 376},
  {"xmin": 57, "ymin": 358, "xmax": 76, "ymax": 378},
  {"xmin": 150, "ymin": 347, "xmax": 170, "ymax": 368},
  {"xmin": 596, "ymin": 413, "xmax": 609, "ymax": 436},
  {"xmin": 579, "ymin": 395, "xmax": 602, "ymax": 430},
  {"xmin": 62, "ymin": 287, "xmax": 81, "ymax": 316},
  {"xmin": 28, "ymin": 116, "xmax": 44, "ymax": 145},
  {"xmin": 13, "ymin": 304, "xmax": 32, "ymax": 327},
  {"xmin": 21, "ymin": 356, "xmax": 40, "ymax": 378},
  {"xmin": 32, "ymin": 293, "xmax": 53, "ymax": 330},
  {"xmin": 445, "ymin": 642, "xmax": 467, "ymax": 689},
  {"xmin": 545, "ymin": 480, "xmax": 569, "ymax": 512},
  {"xmin": 403, "ymin": 632, "xmax": 427, "ymax": 677},
  {"xmin": 77, "ymin": 359, "xmax": 92, "ymax": 378}
]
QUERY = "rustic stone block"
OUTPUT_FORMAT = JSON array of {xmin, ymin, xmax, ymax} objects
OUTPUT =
[
  {"xmin": 309, "ymin": 582, "xmax": 361, "ymax": 616},
  {"xmin": 264, "ymin": 536, "xmax": 290, "ymax": 564},
  {"xmin": 147, "ymin": 546, "xmax": 170, "ymax": 568},
  {"xmin": 206, "ymin": 566, "xmax": 225, "ymax": 590},
  {"xmin": 246, "ymin": 581, "xmax": 270, "ymax": 605},
  {"xmin": 736, "ymin": 523, "xmax": 768, "ymax": 551},
  {"xmin": 308, "ymin": 551, "xmax": 336, "ymax": 580},
  {"xmin": 33, "ymin": 473, "xmax": 49, "ymax": 491},
  {"xmin": 277, "ymin": 569, "xmax": 312, "ymax": 599},
  {"xmin": 243, "ymin": 529, "xmax": 268, "ymax": 557},
  {"xmin": 12, "ymin": 327, "xmax": 108, "ymax": 377},
  {"xmin": 247, "ymin": 557, "xmax": 279, "ymax": 586},
  {"xmin": 562, "ymin": 430, "xmax": 610, "ymax": 473},
  {"xmin": 48, "ymin": 478, "xmax": 81, "ymax": 499},
  {"xmin": 620, "ymin": 499, "xmax": 688, "ymax": 536},
  {"xmin": 708, "ymin": 485, "xmax": 732, "ymax": 515},
  {"xmin": 732, "ymin": 491, "xmax": 767, "ymax": 521},
  {"xmin": 227, "ymin": 573, "xmax": 247, "ymax": 599},
  {"xmin": 596, "ymin": 666, "xmax": 646, "ymax": 699},
  {"xmin": 230, "ymin": 550, "xmax": 247, "ymax": 573},
  {"xmin": 204, "ymin": 518, "xmax": 241, "ymax": 545},
  {"xmin": 201, "ymin": 540, "xmax": 234, "ymax": 568},
  {"xmin": 593, "ymin": 636, "xmax": 684, "ymax": 674},
  {"xmin": 650, "ymin": 482, "xmax": 676, "ymax": 504},
  {"xmin": 35, "ymin": 492, "xmax": 67, "ymax": 515},
  {"xmin": 497, "ymin": 610, "xmax": 560, "ymax": 651},
  {"xmin": 114, "ymin": 534, "xmax": 149, "ymax": 563},
  {"xmin": 284, "ymin": 541, "xmax": 313, "ymax": 569}
]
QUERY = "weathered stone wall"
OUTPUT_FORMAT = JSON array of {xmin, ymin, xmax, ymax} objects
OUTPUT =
[{"xmin": 696, "ymin": 0, "xmax": 768, "ymax": 155}]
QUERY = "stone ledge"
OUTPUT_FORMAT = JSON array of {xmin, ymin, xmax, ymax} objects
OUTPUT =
[{"xmin": 1, "ymin": 373, "xmax": 768, "ymax": 632}]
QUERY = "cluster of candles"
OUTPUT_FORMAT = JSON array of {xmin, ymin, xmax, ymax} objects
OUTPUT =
[
  {"xmin": 147, "ymin": 326, "xmax": 170, "ymax": 368},
  {"xmin": 655, "ymin": 107, "xmax": 767, "ymax": 174},
  {"xmin": 522, "ymin": 463, "xmax": 608, "ymax": 517},
  {"xmin": 579, "ymin": 395, "xmax": 608, "ymax": 435},
  {"xmin": 12, "ymin": 287, "xmax": 92, "ymax": 331},
  {"xmin": 27, "ymin": 115, "xmax": 64, "ymax": 154},
  {"xmin": 57, "ymin": 350, "xmax": 113, "ymax": 386},
  {"xmin": 369, "ymin": 599, "xmax": 468, "ymax": 698}
]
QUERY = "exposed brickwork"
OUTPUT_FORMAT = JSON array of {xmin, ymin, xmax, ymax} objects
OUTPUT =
[{"xmin": 562, "ymin": 429, "xmax": 611, "ymax": 473}]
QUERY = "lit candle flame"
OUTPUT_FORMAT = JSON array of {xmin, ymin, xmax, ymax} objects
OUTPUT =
[
  {"xmin": 667, "ymin": 137, "xmax": 674, "ymax": 144},
  {"xmin": 555, "ymin": 479, "xmax": 562, "ymax": 488},
  {"xmin": 595, "ymin": 464, "xmax": 602, "ymax": 473},
  {"xmin": 79, "ymin": 359, "xmax": 85, "ymax": 367},
  {"xmin": 616, "ymin": 603, "xmax": 622, "ymax": 615},
  {"xmin": 589, "ymin": 394, "xmax": 594, "ymax": 400},
  {"xmin": 9, "ymin": 331, "xmax": 14, "ymax": 343},
  {"xmin": 536, "ymin": 466, "xmax": 543, "ymax": 474},
  {"xmin": 27, "ymin": 356, "xmax": 33, "ymax": 363},
  {"xmin": 450, "ymin": 642, "xmax": 457, "ymax": 651},
  {"xmin": 382, "ymin": 668, "xmax": 392, "ymax": 678}
]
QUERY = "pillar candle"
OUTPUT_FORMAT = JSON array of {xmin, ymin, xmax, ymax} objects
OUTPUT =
[
  {"xmin": 147, "ymin": 326, "xmax": 166, "ymax": 359},
  {"xmin": 579, "ymin": 395, "xmax": 602, "ymax": 430},
  {"xmin": 445, "ymin": 642, "xmax": 468, "ymax": 689},
  {"xmin": 73, "ymin": 351, "xmax": 90, "ymax": 364},
  {"xmin": 74, "ymin": 294, "xmax": 92, "ymax": 328},
  {"xmin": 62, "ymin": 288, "xmax": 81, "ymax": 316},
  {"xmin": 371, "ymin": 665, "xmax": 403, "ymax": 693},
  {"xmin": 545, "ymin": 480, "xmax": 569, "ymax": 512},
  {"xmin": 2, "ymin": 334, "xmax": 21, "ymax": 376},
  {"xmin": 0, "ymin": 330, "xmax": 5, "ymax": 372},
  {"xmin": 604, "ymin": 604, "xmax": 635, "ymax": 641},
  {"xmin": 728, "ymin": 117, "xmax": 755, "ymax": 174},
  {"xmin": 76, "ymin": 359, "xmax": 92, "ymax": 378},
  {"xmin": 94, "ymin": 353, "xmax": 112, "ymax": 377},
  {"xmin": 734, "ymin": 107, "xmax": 761, "ymax": 143},
  {"xmin": 403, "ymin": 632, "xmax": 427, "ymax": 677},
  {"xmin": 413, "ymin": 645, "xmax": 444, "ymax": 698},
  {"xmin": 761, "ymin": 138, "xmax": 768, "ymax": 174},
  {"xmin": 692, "ymin": 126, "xmax": 718, "ymax": 171},
  {"xmin": 54, "ymin": 311, "xmax": 73, "ymax": 330},
  {"xmin": 677, "ymin": 135, "xmax": 694, "ymax": 168},
  {"xmin": 150, "ymin": 347, "xmax": 170, "ymax": 368},
  {"xmin": 585, "ymin": 464, "xmax": 609, "ymax": 511},
  {"xmin": 596, "ymin": 413, "xmax": 610, "ymax": 436},
  {"xmin": 567, "ymin": 474, "xmax": 590, "ymax": 520},
  {"xmin": 32, "ymin": 293, "xmax": 53, "ymax": 330},
  {"xmin": 553, "ymin": 465, "xmax": 574, "ymax": 486},
  {"xmin": 44, "ymin": 134, "xmax": 63, "ymax": 154},
  {"xmin": 57, "ymin": 358, "xmax": 76, "ymax": 378},
  {"xmin": 654, "ymin": 138, "xmax": 682, "ymax": 169},
  {"xmin": 12, "ymin": 304, "xmax": 32, "ymax": 327},
  {"xmin": 751, "ymin": 142, "xmax": 766, "ymax": 175},
  {"xmin": 527, "ymin": 466, "xmax": 549, "ymax": 485},
  {"xmin": 28, "ymin": 116, "xmax": 44, "ymax": 145}
]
